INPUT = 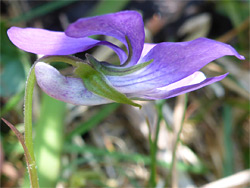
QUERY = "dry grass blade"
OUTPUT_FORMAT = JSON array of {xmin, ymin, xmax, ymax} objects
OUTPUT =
[
  {"xmin": 171, "ymin": 94, "xmax": 187, "ymax": 188},
  {"xmin": 201, "ymin": 169, "xmax": 250, "ymax": 188},
  {"xmin": 216, "ymin": 18, "xmax": 249, "ymax": 43}
]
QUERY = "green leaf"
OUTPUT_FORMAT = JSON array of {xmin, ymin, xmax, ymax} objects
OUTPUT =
[
  {"xmin": 74, "ymin": 62, "xmax": 141, "ymax": 108},
  {"xmin": 34, "ymin": 93, "xmax": 66, "ymax": 187},
  {"xmin": 63, "ymin": 144, "xmax": 207, "ymax": 174}
]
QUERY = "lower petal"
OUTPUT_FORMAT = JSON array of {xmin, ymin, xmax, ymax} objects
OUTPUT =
[
  {"xmin": 159, "ymin": 71, "xmax": 206, "ymax": 91},
  {"xmin": 130, "ymin": 73, "xmax": 228, "ymax": 99}
]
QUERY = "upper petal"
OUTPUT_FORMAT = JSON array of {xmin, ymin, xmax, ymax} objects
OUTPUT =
[
  {"xmin": 7, "ymin": 27, "xmax": 127, "ymax": 62},
  {"xmin": 35, "ymin": 62, "xmax": 112, "ymax": 106},
  {"xmin": 65, "ymin": 11, "xmax": 145, "ymax": 66},
  {"xmin": 107, "ymin": 38, "xmax": 244, "ymax": 93}
]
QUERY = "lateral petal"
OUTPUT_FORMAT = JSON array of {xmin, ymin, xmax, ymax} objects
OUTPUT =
[{"xmin": 7, "ymin": 27, "xmax": 127, "ymax": 62}]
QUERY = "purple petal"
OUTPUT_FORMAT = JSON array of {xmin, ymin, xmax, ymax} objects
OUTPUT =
[
  {"xmin": 35, "ymin": 62, "xmax": 112, "ymax": 105},
  {"xmin": 7, "ymin": 27, "xmax": 127, "ymax": 62},
  {"xmin": 107, "ymin": 38, "xmax": 244, "ymax": 93},
  {"xmin": 159, "ymin": 71, "xmax": 206, "ymax": 91},
  {"xmin": 130, "ymin": 73, "xmax": 228, "ymax": 100},
  {"xmin": 65, "ymin": 10, "xmax": 145, "ymax": 66}
]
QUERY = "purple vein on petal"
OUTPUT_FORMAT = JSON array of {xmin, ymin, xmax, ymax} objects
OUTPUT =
[
  {"xmin": 130, "ymin": 73, "xmax": 228, "ymax": 100},
  {"xmin": 35, "ymin": 62, "xmax": 112, "ymax": 106},
  {"xmin": 107, "ymin": 38, "xmax": 245, "ymax": 93},
  {"xmin": 65, "ymin": 10, "xmax": 145, "ymax": 66}
]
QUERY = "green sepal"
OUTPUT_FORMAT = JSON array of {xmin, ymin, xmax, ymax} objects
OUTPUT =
[
  {"xmin": 74, "ymin": 62, "xmax": 141, "ymax": 108},
  {"xmin": 122, "ymin": 36, "xmax": 133, "ymax": 67},
  {"xmin": 86, "ymin": 54, "xmax": 153, "ymax": 76}
]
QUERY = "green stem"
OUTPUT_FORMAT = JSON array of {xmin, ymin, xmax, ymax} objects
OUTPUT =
[
  {"xmin": 24, "ymin": 65, "xmax": 39, "ymax": 188},
  {"xmin": 23, "ymin": 55, "xmax": 83, "ymax": 187},
  {"xmin": 148, "ymin": 101, "xmax": 164, "ymax": 187},
  {"xmin": 151, "ymin": 116, "xmax": 162, "ymax": 187}
]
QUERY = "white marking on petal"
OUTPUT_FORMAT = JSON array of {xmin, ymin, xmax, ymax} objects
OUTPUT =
[
  {"xmin": 158, "ymin": 71, "xmax": 206, "ymax": 91},
  {"xmin": 35, "ymin": 62, "xmax": 112, "ymax": 106}
]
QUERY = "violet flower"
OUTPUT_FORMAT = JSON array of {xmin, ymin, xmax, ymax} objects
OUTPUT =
[{"xmin": 7, "ymin": 11, "xmax": 244, "ymax": 107}]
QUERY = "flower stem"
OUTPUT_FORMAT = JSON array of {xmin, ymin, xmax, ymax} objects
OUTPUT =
[
  {"xmin": 22, "ymin": 55, "xmax": 83, "ymax": 187},
  {"xmin": 24, "ymin": 65, "xmax": 39, "ymax": 188},
  {"xmin": 39, "ymin": 55, "xmax": 80, "ymax": 66}
]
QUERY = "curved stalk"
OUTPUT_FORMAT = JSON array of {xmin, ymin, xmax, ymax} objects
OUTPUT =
[
  {"xmin": 24, "ymin": 65, "xmax": 39, "ymax": 188},
  {"xmin": 23, "ymin": 55, "xmax": 83, "ymax": 187}
]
